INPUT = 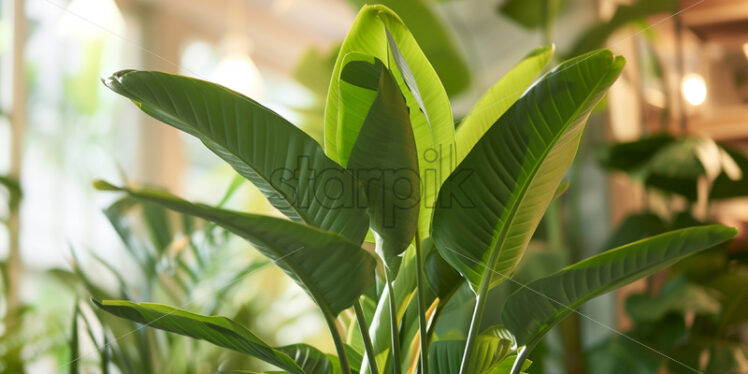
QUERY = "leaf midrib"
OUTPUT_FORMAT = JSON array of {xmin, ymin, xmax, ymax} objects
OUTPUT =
[{"xmin": 479, "ymin": 64, "xmax": 610, "ymax": 287}]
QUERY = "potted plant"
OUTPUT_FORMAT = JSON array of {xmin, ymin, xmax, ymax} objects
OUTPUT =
[{"xmin": 90, "ymin": 5, "xmax": 735, "ymax": 374}]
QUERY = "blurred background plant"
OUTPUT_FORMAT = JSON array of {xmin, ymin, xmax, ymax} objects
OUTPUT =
[
  {"xmin": 588, "ymin": 135, "xmax": 748, "ymax": 373},
  {"xmin": 57, "ymin": 174, "xmax": 350, "ymax": 373},
  {"xmin": 0, "ymin": 171, "xmax": 24, "ymax": 374}
]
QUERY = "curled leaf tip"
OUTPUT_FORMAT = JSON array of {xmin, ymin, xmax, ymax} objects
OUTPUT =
[
  {"xmin": 726, "ymin": 226, "xmax": 739, "ymax": 236},
  {"xmin": 92, "ymin": 180, "xmax": 120, "ymax": 191},
  {"xmin": 110, "ymin": 69, "xmax": 136, "ymax": 80},
  {"xmin": 102, "ymin": 69, "xmax": 136, "ymax": 94},
  {"xmin": 613, "ymin": 54, "xmax": 627, "ymax": 68}
]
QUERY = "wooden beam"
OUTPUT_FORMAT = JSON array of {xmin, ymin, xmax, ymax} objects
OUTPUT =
[
  {"xmin": 4, "ymin": 1, "xmax": 27, "ymax": 369},
  {"xmin": 132, "ymin": 3, "xmax": 186, "ymax": 192},
  {"xmin": 680, "ymin": 0, "xmax": 748, "ymax": 27}
]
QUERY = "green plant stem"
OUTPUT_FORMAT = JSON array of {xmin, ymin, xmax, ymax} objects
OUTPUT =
[
  {"xmin": 101, "ymin": 335, "xmax": 110, "ymax": 374},
  {"xmin": 510, "ymin": 346, "xmax": 530, "ymax": 374},
  {"xmin": 414, "ymin": 232, "xmax": 429, "ymax": 374},
  {"xmin": 323, "ymin": 312, "xmax": 351, "ymax": 374},
  {"xmin": 559, "ymin": 314, "xmax": 585, "ymax": 374},
  {"xmin": 459, "ymin": 287, "xmax": 487, "ymax": 373},
  {"xmin": 545, "ymin": 200, "xmax": 585, "ymax": 374},
  {"xmin": 385, "ymin": 268, "xmax": 402, "ymax": 374},
  {"xmin": 70, "ymin": 304, "xmax": 79, "ymax": 374},
  {"xmin": 354, "ymin": 301, "xmax": 379, "ymax": 374},
  {"xmin": 460, "ymin": 246, "xmax": 502, "ymax": 374}
]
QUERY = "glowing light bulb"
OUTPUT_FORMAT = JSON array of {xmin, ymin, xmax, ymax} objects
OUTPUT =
[{"xmin": 682, "ymin": 74, "xmax": 707, "ymax": 106}]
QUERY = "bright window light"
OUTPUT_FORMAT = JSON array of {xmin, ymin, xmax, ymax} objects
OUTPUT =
[
  {"xmin": 682, "ymin": 73, "xmax": 707, "ymax": 106},
  {"xmin": 210, "ymin": 33, "xmax": 264, "ymax": 100},
  {"xmin": 743, "ymin": 42, "xmax": 748, "ymax": 61},
  {"xmin": 57, "ymin": 0, "xmax": 125, "ymax": 40},
  {"xmin": 211, "ymin": 53, "xmax": 265, "ymax": 100}
]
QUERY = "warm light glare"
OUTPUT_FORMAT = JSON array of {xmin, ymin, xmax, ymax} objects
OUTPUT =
[
  {"xmin": 743, "ymin": 42, "xmax": 748, "ymax": 60},
  {"xmin": 211, "ymin": 53, "xmax": 265, "ymax": 100},
  {"xmin": 682, "ymin": 74, "xmax": 707, "ymax": 106},
  {"xmin": 58, "ymin": 0, "xmax": 125, "ymax": 39}
]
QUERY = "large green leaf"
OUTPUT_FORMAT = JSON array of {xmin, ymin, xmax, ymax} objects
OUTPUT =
[
  {"xmin": 346, "ymin": 59, "xmax": 419, "ymax": 271},
  {"xmin": 94, "ymin": 182, "xmax": 377, "ymax": 317},
  {"xmin": 432, "ymin": 50, "xmax": 625, "ymax": 291},
  {"xmin": 424, "ymin": 248, "xmax": 462, "ymax": 299},
  {"xmin": 501, "ymin": 225, "xmax": 737, "ymax": 350},
  {"xmin": 455, "ymin": 46, "xmax": 553, "ymax": 164},
  {"xmin": 344, "ymin": 344, "xmax": 364, "ymax": 374},
  {"xmin": 337, "ymin": 53, "xmax": 381, "ymax": 165},
  {"xmin": 341, "ymin": 58, "xmax": 420, "ymax": 373},
  {"xmin": 345, "ymin": 0, "xmax": 470, "ymax": 96},
  {"xmin": 104, "ymin": 70, "xmax": 368, "ymax": 244},
  {"xmin": 94, "ymin": 300, "xmax": 304, "ymax": 374},
  {"xmin": 324, "ymin": 5, "xmax": 455, "ymax": 239},
  {"xmin": 427, "ymin": 341, "xmax": 468, "ymax": 374},
  {"xmin": 422, "ymin": 182, "xmax": 570, "ymax": 304}
]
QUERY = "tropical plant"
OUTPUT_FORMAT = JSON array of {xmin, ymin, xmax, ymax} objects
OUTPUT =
[
  {"xmin": 59, "ymin": 181, "xmax": 305, "ymax": 373},
  {"xmin": 87, "ymin": 5, "xmax": 737, "ymax": 374}
]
